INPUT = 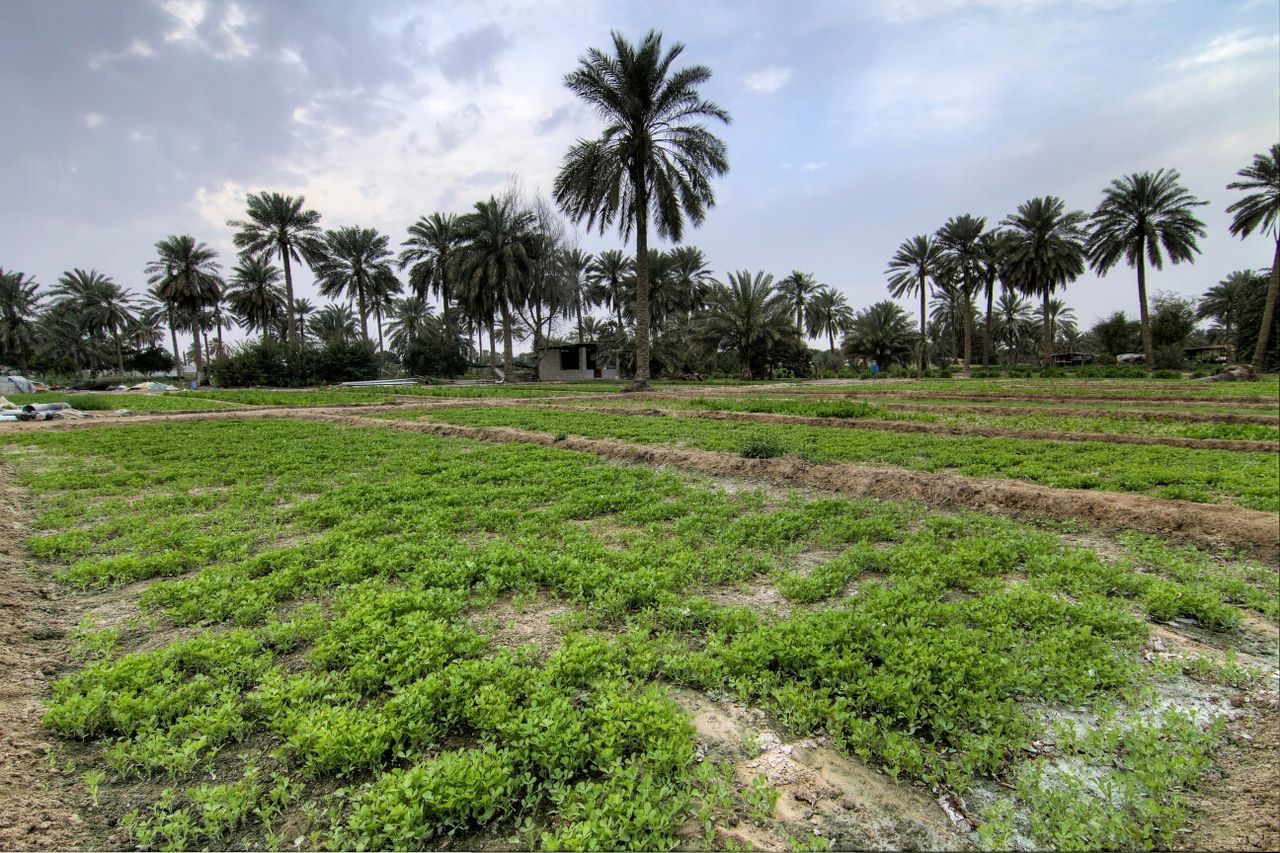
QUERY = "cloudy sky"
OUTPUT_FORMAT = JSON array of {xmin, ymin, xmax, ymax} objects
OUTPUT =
[{"xmin": 2, "ymin": 0, "xmax": 1277, "ymax": 343}]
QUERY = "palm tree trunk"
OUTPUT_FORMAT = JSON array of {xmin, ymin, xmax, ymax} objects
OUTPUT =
[
  {"xmin": 630, "ymin": 183, "xmax": 652, "ymax": 390},
  {"xmin": 168, "ymin": 309, "xmax": 183, "ymax": 381},
  {"xmin": 280, "ymin": 239, "xmax": 297, "ymax": 345},
  {"xmin": 356, "ymin": 287, "xmax": 370, "ymax": 344},
  {"xmin": 215, "ymin": 314, "xmax": 224, "ymax": 354},
  {"xmin": 488, "ymin": 320, "xmax": 497, "ymax": 374},
  {"xmin": 613, "ymin": 282, "xmax": 623, "ymax": 329},
  {"xmin": 961, "ymin": 272, "xmax": 973, "ymax": 369},
  {"xmin": 828, "ymin": 328, "xmax": 835, "ymax": 354},
  {"xmin": 1250, "ymin": 240, "xmax": 1279, "ymax": 373},
  {"xmin": 919, "ymin": 281, "xmax": 928, "ymax": 373},
  {"xmin": 1042, "ymin": 289, "xmax": 1053, "ymax": 367},
  {"xmin": 983, "ymin": 284, "xmax": 993, "ymax": 367},
  {"xmin": 112, "ymin": 326, "xmax": 125, "ymax": 377},
  {"xmin": 375, "ymin": 307, "xmax": 385, "ymax": 354},
  {"xmin": 1137, "ymin": 254, "xmax": 1155, "ymax": 372},
  {"xmin": 193, "ymin": 328, "xmax": 205, "ymax": 386},
  {"xmin": 500, "ymin": 299, "xmax": 515, "ymax": 378}
]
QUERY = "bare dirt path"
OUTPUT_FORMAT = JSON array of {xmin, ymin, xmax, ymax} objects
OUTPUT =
[
  {"xmin": 662, "ymin": 384, "xmax": 1280, "ymax": 407},
  {"xmin": 0, "ymin": 462, "xmax": 91, "ymax": 851}
]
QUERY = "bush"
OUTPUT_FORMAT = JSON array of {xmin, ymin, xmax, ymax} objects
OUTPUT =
[
  {"xmin": 209, "ymin": 338, "xmax": 378, "ymax": 388},
  {"xmin": 740, "ymin": 435, "xmax": 785, "ymax": 459}
]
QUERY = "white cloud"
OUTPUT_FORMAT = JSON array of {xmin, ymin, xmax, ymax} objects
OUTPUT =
[
  {"xmin": 88, "ymin": 38, "xmax": 154, "ymax": 70},
  {"xmin": 1179, "ymin": 29, "xmax": 1280, "ymax": 68},
  {"xmin": 744, "ymin": 66, "xmax": 792, "ymax": 94},
  {"xmin": 161, "ymin": 0, "xmax": 206, "ymax": 44},
  {"xmin": 83, "ymin": 112, "xmax": 105, "ymax": 128}
]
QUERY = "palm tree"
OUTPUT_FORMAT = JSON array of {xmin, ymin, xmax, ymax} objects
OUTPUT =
[
  {"xmin": 145, "ymin": 236, "xmax": 223, "ymax": 384},
  {"xmin": 1226, "ymin": 144, "xmax": 1280, "ymax": 372},
  {"xmin": 386, "ymin": 295, "xmax": 435, "ymax": 353},
  {"xmin": 554, "ymin": 30, "xmax": 731, "ymax": 390},
  {"xmin": 1000, "ymin": 197, "xmax": 1088, "ymax": 366},
  {"xmin": 806, "ymin": 286, "xmax": 855, "ymax": 353},
  {"xmin": 226, "ymin": 256, "xmax": 286, "ymax": 338},
  {"xmin": 587, "ymin": 249, "xmax": 633, "ymax": 328},
  {"xmin": 398, "ymin": 212, "xmax": 460, "ymax": 320},
  {"xmin": 368, "ymin": 270, "xmax": 404, "ymax": 356},
  {"xmin": 842, "ymin": 301, "xmax": 917, "ymax": 370},
  {"xmin": 308, "ymin": 303, "xmax": 359, "ymax": 346},
  {"xmin": 1086, "ymin": 169, "xmax": 1207, "ymax": 371},
  {"xmin": 1197, "ymin": 271, "xmax": 1257, "ymax": 346},
  {"xmin": 994, "ymin": 289, "xmax": 1033, "ymax": 365},
  {"xmin": 227, "ymin": 192, "xmax": 323, "ymax": 343},
  {"xmin": 778, "ymin": 271, "xmax": 820, "ymax": 335},
  {"xmin": 886, "ymin": 235, "xmax": 942, "ymax": 372},
  {"xmin": 311, "ymin": 227, "xmax": 398, "ymax": 345},
  {"xmin": 560, "ymin": 247, "xmax": 594, "ymax": 342},
  {"xmin": 0, "ymin": 269, "xmax": 41, "ymax": 373},
  {"xmin": 666, "ymin": 246, "xmax": 713, "ymax": 319},
  {"xmin": 579, "ymin": 315, "xmax": 610, "ymax": 342},
  {"xmin": 52, "ymin": 269, "xmax": 138, "ymax": 376},
  {"xmin": 975, "ymin": 231, "xmax": 1008, "ymax": 367},
  {"xmin": 293, "ymin": 298, "xmax": 316, "ymax": 343},
  {"xmin": 935, "ymin": 214, "xmax": 987, "ymax": 369},
  {"xmin": 1032, "ymin": 298, "xmax": 1077, "ymax": 354},
  {"xmin": 127, "ymin": 306, "xmax": 166, "ymax": 352},
  {"xmin": 695, "ymin": 270, "xmax": 790, "ymax": 379},
  {"xmin": 454, "ymin": 195, "xmax": 540, "ymax": 378}
]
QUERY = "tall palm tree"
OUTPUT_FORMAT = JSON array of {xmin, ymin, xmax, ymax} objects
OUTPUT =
[
  {"xmin": 587, "ymin": 249, "xmax": 633, "ymax": 328},
  {"xmin": 886, "ymin": 234, "xmax": 942, "ymax": 372},
  {"xmin": 0, "ymin": 269, "xmax": 41, "ymax": 373},
  {"xmin": 145, "ymin": 236, "xmax": 224, "ymax": 384},
  {"xmin": 311, "ymin": 226, "xmax": 398, "ymax": 345},
  {"xmin": 560, "ymin": 247, "xmax": 594, "ymax": 342},
  {"xmin": 127, "ymin": 306, "xmax": 166, "ymax": 352},
  {"xmin": 842, "ymin": 301, "xmax": 917, "ymax": 370},
  {"xmin": 368, "ymin": 269, "xmax": 404, "ymax": 355},
  {"xmin": 806, "ymin": 286, "xmax": 855, "ymax": 353},
  {"xmin": 454, "ymin": 195, "xmax": 540, "ymax": 378},
  {"xmin": 226, "ymin": 256, "xmax": 286, "ymax": 338},
  {"xmin": 52, "ymin": 269, "xmax": 138, "ymax": 376},
  {"xmin": 975, "ymin": 231, "xmax": 1008, "ymax": 367},
  {"xmin": 778, "ymin": 271, "xmax": 820, "ymax": 335},
  {"xmin": 1000, "ymin": 197, "xmax": 1088, "ymax": 367},
  {"xmin": 227, "ymin": 191, "xmax": 323, "ymax": 343},
  {"xmin": 1226, "ymin": 144, "xmax": 1280, "ymax": 372},
  {"xmin": 935, "ymin": 214, "xmax": 987, "ymax": 369},
  {"xmin": 1198, "ymin": 270, "xmax": 1261, "ymax": 347},
  {"xmin": 694, "ymin": 270, "xmax": 790, "ymax": 379},
  {"xmin": 1086, "ymin": 169, "xmax": 1207, "ymax": 371},
  {"xmin": 398, "ymin": 212, "xmax": 460, "ymax": 320},
  {"xmin": 554, "ymin": 30, "xmax": 731, "ymax": 390}
]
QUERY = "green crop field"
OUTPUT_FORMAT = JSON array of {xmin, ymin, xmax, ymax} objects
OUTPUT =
[
  {"xmin": 1, "ymin": 415, "xmax": 1276, "ymax": 852},
  {"xmin": 380, "ymin": 406, "xmax": 1280, "ymax": 511}
]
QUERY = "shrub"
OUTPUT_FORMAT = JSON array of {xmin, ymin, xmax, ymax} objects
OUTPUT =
[{"xmin": 740, "ymin": 434, "xmax": 785, "ymax": 459}]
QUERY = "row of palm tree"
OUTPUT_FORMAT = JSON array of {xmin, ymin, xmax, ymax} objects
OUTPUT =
[{"xmin": 886, "ymin": 144, "xmax": 1279, "ymax": 373}]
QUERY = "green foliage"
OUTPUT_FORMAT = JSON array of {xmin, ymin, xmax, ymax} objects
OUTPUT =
[{"xmin": 739, "ymin": 434, "xmax": 786, "ymax": 459}]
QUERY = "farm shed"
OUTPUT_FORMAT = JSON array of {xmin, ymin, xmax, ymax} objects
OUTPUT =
[{"xmin": 536, "ymin": 343, "xmax": 619, "ymax": 381}]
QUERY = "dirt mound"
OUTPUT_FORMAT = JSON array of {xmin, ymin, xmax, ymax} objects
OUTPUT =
[
  {"xmin": 301, "ymin": 413, "xmax": 1279, "ymax": 558},
  {"xmin": 524, "ymin": 403, "xmax": 1278, "ymax": 453}
]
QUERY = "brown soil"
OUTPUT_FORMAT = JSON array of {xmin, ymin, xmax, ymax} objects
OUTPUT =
[
  {"xmin": 1181, "ymin": 699, "xmax": 1280, "ymax": 852},
  {"xmin": 672, "ymin": 689, "xmax": 970, "ymax": 851},
  {"xmin": 701, "ymin": 576, "xmax": 793, "ymax": 619},
  {"xmin": 467, "ymin": 593, "xmax": 573, "ymax": 657},
  {"xmin": 300, "ymin": 414, "xmax": 1280, "ymax": 559},
  {"xmin": 0, "ymin": 463, "xmax": 92, "ymax": 851},
  {"xmin": 522, "ymin": 403, "xmax": 1278, "ymax": 453}
]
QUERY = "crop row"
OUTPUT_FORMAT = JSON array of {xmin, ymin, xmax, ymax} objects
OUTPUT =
[{"xmin": 379, "ymin": 407, "xmax": 1279, "ymax": 511}]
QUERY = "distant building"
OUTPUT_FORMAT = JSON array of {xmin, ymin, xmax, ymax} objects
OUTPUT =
[
  {"xmin": 536, "ymin": 343, "xmax": 619, "ymax": 381},
  {"xmin": 1184, "ymin": 344, "xmax": 1233, "ymax": 364},
  {"xmin": 1050, "ymin": 351, "xmax": 1094, "ymax": 367},
  {"xmin": 1116, "ymin": 352, "xmax": 1145, "ymax": 364}
]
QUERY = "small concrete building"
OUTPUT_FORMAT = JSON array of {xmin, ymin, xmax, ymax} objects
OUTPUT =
[{"xmin": 537, "ymin": 343, "xmax": 619, "ymax": 381}]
